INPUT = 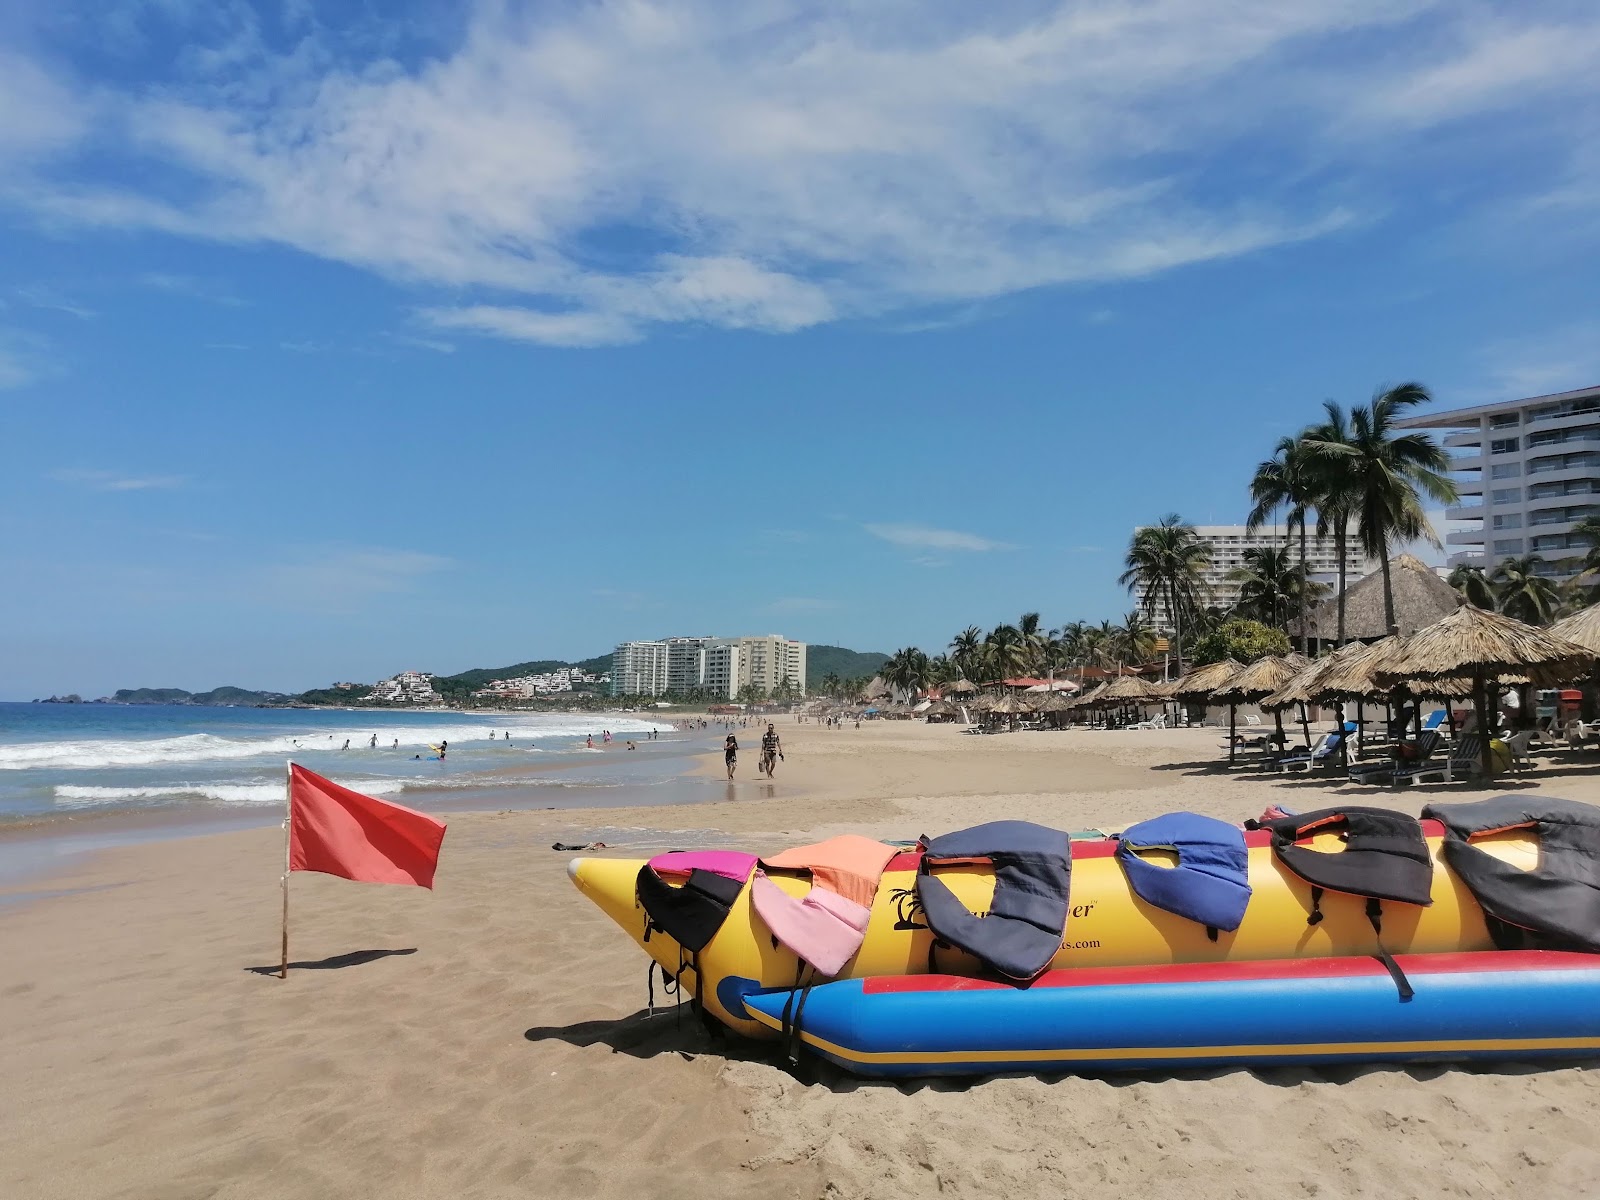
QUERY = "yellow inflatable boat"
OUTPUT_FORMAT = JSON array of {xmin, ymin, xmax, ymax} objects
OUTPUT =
[{"xmin": 569, "ymin": 820, "xmax": 1536, "ymax": 1038}]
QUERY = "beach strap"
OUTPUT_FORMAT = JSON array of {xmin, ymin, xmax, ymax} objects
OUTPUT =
[{"xmin": 1366, "ymin": 898, "xmax": 1414, "ymax": 1001}]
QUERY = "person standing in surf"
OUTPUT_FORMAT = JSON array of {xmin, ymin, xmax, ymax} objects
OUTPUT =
[{"xmin": 724, "ymin": 733, "xmax": 739, "ymax": 780}]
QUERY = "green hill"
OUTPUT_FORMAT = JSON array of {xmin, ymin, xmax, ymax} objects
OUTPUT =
[{"xmin": 806, "ymin": 646, "xmax": 888, "ymax": 689}]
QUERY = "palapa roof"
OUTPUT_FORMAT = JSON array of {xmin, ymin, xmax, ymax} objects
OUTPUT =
[
  {"xmin": 1374, "ymin": 604, "xmax": 1595, "ymax": 688},
  {"xmin": 941, "ymin": 678, "xmax": 980, "ymax": 695},
  {"xmin": 1260, "ymin": 642, "xmax": 1370, "ymax": 710},
  {"xmin": 1169, "ymin": 658, "xmax": 1246, "ymax": 700},
  {"xmin": 1210, "ymin": 653, "xmax": 1309, "ymax": 703},
  {"xmin": 1293, "ymin": 554, "xmax": 1462, "ymax": 642},
  {"xmin": 1549, "ymin": 604, "xmax": 1600, "ymax": 657},
  {"xmin": 1094, "ymin": 674, "xmax": 1169, "ymax": 704},
  {"xmin": 921, "ymin": 699, "xmax": 957, "ymax": 717},
  {"xmin": 1068, "ymin": 682, "xmax": 1109, "ymax": 709},
  {"xmin": 1032, "ymin": 690, "xmax": 1076, "ymax": 712},
  {"xmin": 986, "ymin": 692, "xmax": 1032, "ymax": 715}
]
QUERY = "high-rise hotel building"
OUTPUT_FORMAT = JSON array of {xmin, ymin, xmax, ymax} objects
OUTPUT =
[
  {"xmin": 1131, "ymin": 524, "xmax": 1369, "ymax": 626},
  {"xmin": 610, "ymin": 635, "xmax": 807, "ymax": 699},
  {"xmin": 1398, "ymin": 383, "xmax": 1600, "ymax": 578}
]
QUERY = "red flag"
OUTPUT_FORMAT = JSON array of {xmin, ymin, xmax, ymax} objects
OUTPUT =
[{"xmin": 288, "ymin": 764, "xmax": 446, "ymax": 888}]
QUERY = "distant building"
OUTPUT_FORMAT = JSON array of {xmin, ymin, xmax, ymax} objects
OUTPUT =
[
  {"xmin": 1398, "ymin": 383, "xmax": 1600, "ymax": 578},
  {"xmin": 610, "ymin": 641, "xmax": 669, "ymax": 696},
  {"xmin": 367, "ymin": 670, "xmax": 441, "ymax": 704},
  {"xmin": 1131, "ymin": 523, "xmax": 1369, "ymax": 626},
  {"xmin": 610, "ymin": 634, "xmax": 807, "ymax": 698}
]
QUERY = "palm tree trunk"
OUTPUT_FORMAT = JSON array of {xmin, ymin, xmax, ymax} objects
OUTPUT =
[
  {"xmin": 1298, "ymin": 518, "xmax": 1310, "ymax": 656},
  {"xmin": 1335, "ymin": 525, "xmax": 1349, "ymax": 646},
  {"xmin": 1379, "ymin": 537, "xmax": 1397, "ymax": 635}
]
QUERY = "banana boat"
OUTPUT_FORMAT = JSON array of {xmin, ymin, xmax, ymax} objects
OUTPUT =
[{"xmin": 569, "ymin": 818, "xmax": 1538, "ymax": 1039}]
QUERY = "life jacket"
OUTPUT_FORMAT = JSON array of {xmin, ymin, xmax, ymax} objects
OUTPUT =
[
  {"xmin": 1115, "ymin": 813, "xmax": 1251, "ymax": 938},
  {"xmin": 635, "ymin": 851, "xmax": 757, "ymax": 1024},
  {"xmin": 1254, "ymin": 807, "xmax": 1433, "ymax": 999},
  {"xmin": 751, "ymin": 835, "xmax": 897, "ymax": 975},
  {"xmin": 1423, "ymin": 795, "xmax": 1600, "ymax": 952},
  {"xmin": 915, "ymin": 820, "xmax": 1071, "ymax": 981}
]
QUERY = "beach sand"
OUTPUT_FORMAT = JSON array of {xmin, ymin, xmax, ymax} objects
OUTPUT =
[{"xmin": 5, "ymin": 721, "xmax": 1600, "ymax": 1199}]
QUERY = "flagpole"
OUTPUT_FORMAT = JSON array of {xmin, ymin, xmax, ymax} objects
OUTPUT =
[{"xmin": 281, "ymin": 760, "xmax": 292, "ymax": 980}]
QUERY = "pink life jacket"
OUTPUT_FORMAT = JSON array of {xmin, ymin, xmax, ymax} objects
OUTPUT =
[{"xmin": 751, "ymin": 835, "xmax": 897, "ymax": 976}]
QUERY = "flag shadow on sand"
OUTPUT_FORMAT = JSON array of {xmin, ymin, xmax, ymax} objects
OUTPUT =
[{"xmin": 246, "ymin": 948, "xmax": 417, "ymax": 975}]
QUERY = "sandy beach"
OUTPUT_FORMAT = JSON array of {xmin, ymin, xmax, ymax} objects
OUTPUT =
[{"xmin": 6, "ymin": 720, "xmax": 1600, "ymax": 1199}]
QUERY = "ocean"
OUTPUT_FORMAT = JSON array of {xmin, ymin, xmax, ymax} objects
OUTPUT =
[{"xmin": 0, "ymin": 702, "xmax": 722, "ymax": 826}]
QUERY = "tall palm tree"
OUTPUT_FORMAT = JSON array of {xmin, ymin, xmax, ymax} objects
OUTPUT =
[
  {"xmin": 1304, "ymin": 401, "xmax": 1362, "ymax": 645},
  {"xmin": 1301, "ymin": 383, "xmax": 1457, "ymax": 634},
  {"xmin": 1492, "ymin": 555, "xmax": 1562, "ymax": 625},
  {"xmin": 1119, "ymin": 514, "xmax": 1213, "ymax": 672},
  {"xmin": 983, "ymin": 623, "xmax": 1028, "ymax": 681},
  {"xmin": 1246, "ymin": 434, "xmax": 1317, "ymax": 653},
  {"xmin": 1447, "ymin": 563, "xmax": 1495, "ymax": 610},
  {"xmin": 1017, "ymin": 612, "xmax": 1047, "ymax": 675},
  {"xmin": 881, "ymin": 647, "xmax": 931, "ymax": 702}
]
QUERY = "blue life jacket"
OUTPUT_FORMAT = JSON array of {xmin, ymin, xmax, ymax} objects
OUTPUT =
[{"xmin": 1116, "ymin": 813, "xmax": 1251, "ymax": 936}]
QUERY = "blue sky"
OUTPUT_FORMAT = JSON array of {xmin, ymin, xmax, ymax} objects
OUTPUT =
[{"xmin": 4, "ymin": 1, "xmax": 1600, "ymax": 698}]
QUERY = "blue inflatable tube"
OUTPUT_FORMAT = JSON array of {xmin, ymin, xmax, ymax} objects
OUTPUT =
[{"xmin": 740, "ymin": 952, "xmax": 1600, "ymax": 1078}]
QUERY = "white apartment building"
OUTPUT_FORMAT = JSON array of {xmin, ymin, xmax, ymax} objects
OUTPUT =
[
  {"xmin": 610, "ymin": 634, "xmax": 807, "ymax": 698},
  {"xmin": 1132, "ymin": 524, "xmax": 1369, "ymax": 625},
  {"xmin": 610, "ymin": 641, "xmax": 668, "ymax": 696},
  {"xmin": 1398, "ymin": 383, "xmax": 1600, "ymax": 578}
]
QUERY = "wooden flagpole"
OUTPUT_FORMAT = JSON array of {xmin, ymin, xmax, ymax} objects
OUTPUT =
[{"xmin": 281, "ymin": 760, "xmax": 292, "ymax": 979}]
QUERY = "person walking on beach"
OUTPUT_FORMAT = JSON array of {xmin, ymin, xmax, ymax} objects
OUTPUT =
[
  {"xmin": 760, "ymin": 723, "xmax": 783, "ymax": 777},
  {"xmin": 724, "ymin": 733, "xmax": 738, "ymax": 780}
]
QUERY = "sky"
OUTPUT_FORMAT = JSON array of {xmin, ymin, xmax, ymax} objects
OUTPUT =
[{"xmin": 4, "ymin": 0, "xmax": 1600, "ymax": 699}]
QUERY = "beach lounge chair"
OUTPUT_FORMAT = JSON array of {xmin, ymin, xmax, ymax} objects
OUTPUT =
[
  {"xmin": 1505, "ymin": 729, "xmax": 1536, "ymax": 773},
  {"xmin": 1349, "ymin": 730, "xmax": 1443, "ymax": 786},
  {"xmin": 1395, "ymin": 734, "xmax": 1484, "ymax": 786},
  {"xmin": 1565, "ymin": 721, "xmax": 1597, "ymax": 751},
  {"xmin": 1273, "ymin": 723, "xmax": 1356, "ymax": 773}
]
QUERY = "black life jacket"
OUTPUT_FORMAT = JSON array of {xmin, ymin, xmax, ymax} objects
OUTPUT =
[
  {"xmin": 634, "ymin": 852, "xmax": 755, "ymax": 1031},
  {"xmin": 1255, "ymin": 807, "xmax": 1434, "ymax": 999},
  {"xmin": 1423, "ymin": 795, "xmax": 1600, "ymax": 952},
  {"xmin": 915, "ymin": 820, "xmax": 1071, "ymax": 981}
]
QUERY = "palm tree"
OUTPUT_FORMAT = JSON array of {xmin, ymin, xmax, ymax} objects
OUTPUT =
[
  {"xmin": 1447, "ymin": 563, "xmax": 1495, "ymax": 610},
  {"xmin": 1119, "ymin": 514, "xmax": 1213, "ymax": 672},
  {"xmin": 880, "ymin": 647, "xmax": 931, "ymax": 702},
  {"xmin": 1301, "ymin": 383, "xmax": 1457, "ymax": 635},
  {"xmin": 1017, "ymin": 612, "xmax": 1046, "ymax": 675},
  {"xmin": 1227, "ymin": 545, "xmax": 1298, "ymax": 627},
  {"xmin": 1111, "ymin": 610, "xmax": 1158, "ymax": 667},
  {"xmin": 1492, "ymin": 555, "xmax": 1562, "ymax": 625},
  {"xmin": 983, "ymin": 623, "xmax": 1028, "ymax": 681},
  {"xmin": 1246, "ymin": 434, "xmax": 1317, "ymax": 653},
  {"xmin": 926, "ymin": 654, "xmax": 956, "ymax": 686},
  {"xmin": 949, "ymin": 625, "xmax": 983, "ymax": 680},
  {"xmin": 1304, "ymin": 401, "xmax": 1362, "ymax": 645}
]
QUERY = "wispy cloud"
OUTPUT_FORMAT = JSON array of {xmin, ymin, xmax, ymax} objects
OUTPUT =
[
  {"xmin": 1465, "ymin": 321, "xmax": 1600, "ymax": 402},
  {"xmin": 250, "ymin": 548, "xmax": 452, "ymax": 613},
  {"xmin": 137, "ymin": 273, "xmax": 246, "ymax": 306},
  {"xmin": 7, "ymin": 4, "xmax": 1596, "ymax": 345},
  {"xmin": 48, "ymin": 468, "xmax": 185, "ymax": 491},
  {"xmin": 0, "ymin": 341, "xmax": 38, "ymax": 390},
  {"xmin": 865, "ymin": 523, "xmax": 1016, "ymax": 553},
  {"xmin": 12, "ymin": 287, "xmax": 95, "ymax": 319}
]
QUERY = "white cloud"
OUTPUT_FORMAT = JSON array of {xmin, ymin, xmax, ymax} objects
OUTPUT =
[
  {"xmin": 865, "ymin": 523, "xmax": 1015, "ymax": 552},
  {"xmin": 1467, "ymin": 321, "xmax": 1600, "ymax": 402},
  {"xmin": 0, "ymin": 346, "xmax": 35, "ymax": 390},
  {"xmin": 4, "ymin": 3, "xmax": 1600, "ymax": 344},
  {"xmin": 49, "ymin": 468, "xmax": 186, "ymax": 491}
]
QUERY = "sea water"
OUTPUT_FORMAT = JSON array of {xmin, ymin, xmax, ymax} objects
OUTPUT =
[{"xmin": 0, "ymin": 702, "xmax": 718, "ymax": 825}]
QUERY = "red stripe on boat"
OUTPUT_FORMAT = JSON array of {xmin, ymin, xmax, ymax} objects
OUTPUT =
[{"xmin": 859, "ymin": 951, "xmax": 1600, "ymax": 994}]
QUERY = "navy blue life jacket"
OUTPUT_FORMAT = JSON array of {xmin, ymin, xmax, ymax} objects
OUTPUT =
[
  {"xmin": 1116, "ymin": 813, "xmax": 1251, "ymax": 938},
  {"xmin": 915, "ymin": 820, "xmax": 1071, "ymax": 981}
]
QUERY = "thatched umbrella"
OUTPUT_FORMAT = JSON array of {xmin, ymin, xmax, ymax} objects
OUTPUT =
[
  {"xmin": 1550, "ymin": 604, "xmax": 1600, "ymax": 656},
  {"xmin": 987, "ymin": 692, "xmax": 1032, "ymax": 715},
  {"xmin": 1374, "ymin": 605, "xmax": 1596, "ymax": 779},
  {"xmin": 1294, "ymin": 553, "xmax": 1463, "ymax": 644},
  {"xmin": 943, "ymin": 678, "xmax": 980, "ymax": 696},
  {"xmin": 1168, "ymin": 659, "xmax": 1247, "ymax": 762},
  {"xmin": 1211, "ymin": 653, "xmax": 1309, "ymax": 749},
  {"xmin": 1067, "ymin": 682, "xmax": 1109, "ymax": 717}
]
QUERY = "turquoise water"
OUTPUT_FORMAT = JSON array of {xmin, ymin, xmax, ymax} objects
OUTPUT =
[{"xmin": 0, "ymin": 702, "xmax": 709, "ymax": 823}]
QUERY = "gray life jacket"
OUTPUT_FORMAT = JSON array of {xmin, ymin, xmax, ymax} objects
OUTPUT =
[
  {"xmin": 915, "ymin": 820, "xmax": 1071, "ymax": 981},
  {"xmin": 1423, "ymin": 795, "xmax": 1600, "ymax": 952}
]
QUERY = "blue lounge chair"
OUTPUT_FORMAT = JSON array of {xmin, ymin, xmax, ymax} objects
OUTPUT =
[
  {"xmin": 1274, "ymin": 722, "xmax": 1357, "ymax": 773},
  {"xmin": 1396, "ymin": 734, "xmax": 1484, "ymax": 785},
  {"xmin": 1349, "ymin": 729, "xmax": 1444, "ymax": 785}
]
